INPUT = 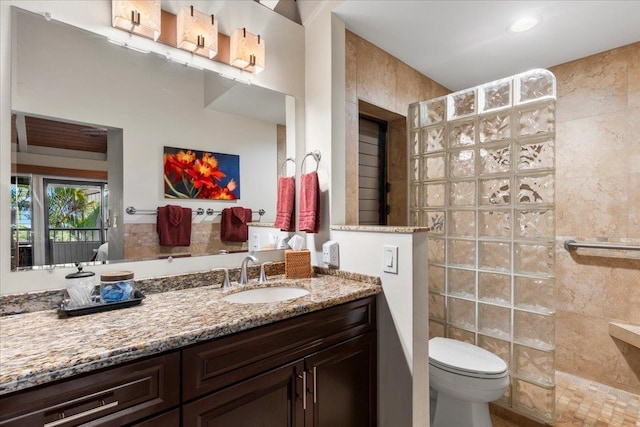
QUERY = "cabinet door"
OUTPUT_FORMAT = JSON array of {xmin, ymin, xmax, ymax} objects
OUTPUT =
[
  {"xmin": 304, "ymin": 332, "xmax": 376, "ymax": 427},
  {"xmin": 183, "ymin": 360, "xmax": 305, "ymax": 427}
]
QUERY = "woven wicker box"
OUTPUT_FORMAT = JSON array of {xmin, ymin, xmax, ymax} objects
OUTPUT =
[{"xmin": 285, "ymin": 250, "xmax": 312, "ymax": 279}]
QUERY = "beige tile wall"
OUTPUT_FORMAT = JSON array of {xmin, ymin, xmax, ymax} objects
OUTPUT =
[
  {"xmin": 124, "ymin": 222, "xmax": 248, "ymax": 260},
  {"xmin": 550, "ymin": 41, "xmax": 640, "ymax": 394},
  {"xmin": 345, "ymin": 31, "xmax": 449, "ymax": 224}
]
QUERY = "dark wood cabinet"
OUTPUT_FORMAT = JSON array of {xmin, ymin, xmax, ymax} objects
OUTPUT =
[
  {"xmin": 0, "ymin": 352, "xmax": 180, "ymax": 427},
  {"xmin": 0, "ymin": 296, "xmax": 377, "ymax": 427},
  {"xmin": 304, "ymin": 333, "xmax": 376, "ymax": 427},
  {"xmin": 183, "ymin": 360, "xmax": 305, "ymax": 427}
]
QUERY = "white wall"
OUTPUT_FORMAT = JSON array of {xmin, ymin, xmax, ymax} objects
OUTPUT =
[
  {"xmin": 0, "ymin": 1, "xmax": 305, "ymax": 293},
  {"xmin": 331, "ymin": 229, "xmax": 429, "ymax": 427}
]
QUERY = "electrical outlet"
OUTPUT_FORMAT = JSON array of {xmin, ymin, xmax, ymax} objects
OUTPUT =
[{"xmin": 322, "ymin": 241, "xmax": 340, "ymax": 268}]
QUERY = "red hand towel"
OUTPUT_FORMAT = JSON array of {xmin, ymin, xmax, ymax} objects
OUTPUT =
[
  {"xmin": 157, "ymin": 205, "xmax": 192, "ymax": 246},
  {"xmin": 298, "ymin": 171, "xmax": 320, "ymax": 233},
  {"xmin": 274, "ymin": 176, "xmax": 295, "ymax": 232},
  {"xmin": 221, "ymin": 207, "xmax": 253, "ymax": 242}
]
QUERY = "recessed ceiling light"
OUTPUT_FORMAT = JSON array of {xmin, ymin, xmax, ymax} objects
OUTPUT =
[{"xmin": 508, "ymin": 16, "xmax": 541, "ymax": 33}]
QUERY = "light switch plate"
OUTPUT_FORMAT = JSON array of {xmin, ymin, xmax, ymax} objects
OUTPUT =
[{"xmin": 383, "ymin": 245, "xmax": 398, "ymax": 274}]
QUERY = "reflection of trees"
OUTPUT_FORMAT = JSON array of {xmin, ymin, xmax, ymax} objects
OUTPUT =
[
  {"xmin": 48, "ymin": 187, "xmax": 99, "ymax": 229},
  {"xmin": 10, "ymin": 181, "xmax": 31, "ymax": 220}
]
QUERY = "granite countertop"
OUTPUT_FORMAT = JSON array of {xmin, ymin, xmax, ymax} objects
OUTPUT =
[{"xmin": 0, "ymin": 273, "xmax": 381, "ymax": 397}]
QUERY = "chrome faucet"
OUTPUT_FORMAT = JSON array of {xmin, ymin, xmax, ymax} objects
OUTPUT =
[
  {"xmin": 239, "ymin": 255, "xmax": 259, "ymax": 285},
  {"xmin": 259, "ymin": 262, "xmax": 271, "ymax": 283}
]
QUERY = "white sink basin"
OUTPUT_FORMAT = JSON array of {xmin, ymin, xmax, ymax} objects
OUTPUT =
[{"xmin": 222, "ymin": 287, "xmax": 310, "ymax": 304}]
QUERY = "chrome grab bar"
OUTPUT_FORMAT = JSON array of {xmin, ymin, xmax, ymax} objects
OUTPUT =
[{"xmin": 564, "ymin": 239, "xmax": 640, "ymax": 252}]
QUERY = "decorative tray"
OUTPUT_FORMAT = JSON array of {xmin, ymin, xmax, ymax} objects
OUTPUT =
[{"xmin": 58, "ymin": 290, "xmax": 146, "ymax": 317}]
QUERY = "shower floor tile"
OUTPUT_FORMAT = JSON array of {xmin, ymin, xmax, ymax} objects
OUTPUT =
[{"xmin": 491, "ymin": 371, "xmax": 640, "ymax": 426}]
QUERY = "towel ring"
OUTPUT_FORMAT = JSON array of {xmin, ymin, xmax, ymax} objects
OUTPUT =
[
  {"xmin": 301, "ymin": 150, "xmax": 321, "ymax": 172},
  {"xmin": 280, "ymin": 157, "xmax": 296, "ymax": 177}
]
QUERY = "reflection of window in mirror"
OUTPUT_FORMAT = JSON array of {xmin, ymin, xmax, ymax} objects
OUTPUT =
[{"xmin": 10, "ymin": 113, "xmax": 117, "ymax": 270}]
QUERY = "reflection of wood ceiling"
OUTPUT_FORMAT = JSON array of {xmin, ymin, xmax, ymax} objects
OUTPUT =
[{"xmin": 11, "ymin": 114, "xmax": 107, "ymax": 154}]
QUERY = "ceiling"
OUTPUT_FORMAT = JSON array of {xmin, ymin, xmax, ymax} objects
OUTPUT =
[{"xmin": 331, "ymin": 0, "xmax": 640, "ymax": 91}]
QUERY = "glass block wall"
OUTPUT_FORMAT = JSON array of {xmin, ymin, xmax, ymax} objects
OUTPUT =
[{"xmin": 409, "ymin": 69, "xmax": 557, "ymax": 422}]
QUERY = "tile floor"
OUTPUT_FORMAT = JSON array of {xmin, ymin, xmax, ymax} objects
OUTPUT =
[{"xmin": 491, "ymin": 371, "xmax": 640, "ymax": 426}]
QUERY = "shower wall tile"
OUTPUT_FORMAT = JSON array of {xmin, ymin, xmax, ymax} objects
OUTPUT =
[
  {"xmin": 396, "ymin": 61, "xmax": 432, "ymax": 116},
  {"xmin": 556, "ymin": 113, "xmax": 628, "ymax": 180},
  {"xmin": 387, "ymin": 118, "xmax": 409, "ymax": 226},
  {"xmin": 355, "ymin": 36, "xmax": 397, "ymax": 110},
  {"xmin": 479, "ymin": 209, "xmax": 511, "ymax": 239},
  {"xmin": 555, "ymin": 310, "xmax": 632, "ymax": 391},
  {"xmin": 628, "ymin": 109, "xmax": 640, "ymax": 174},
  {"xmin": 629, "ymin": 173, "xmax": 640, "ymax": 234},
  {"xmin": 555, "ymin": 175, "xmax": 628, "ymax": 237},
  {"xmin": 552, "ymin": 47, "xmax": 628, "ymax": 123},
  {"xmin": 629, "ymin": 44, "xmax": 640, "ymax": 106},
  {"xmin": 345, "ymin": 101, "xmax": 359, "ymax": 224},
  {"xmin": 345, "ymin": 30, "xmax": 357, "ymax": 103}
]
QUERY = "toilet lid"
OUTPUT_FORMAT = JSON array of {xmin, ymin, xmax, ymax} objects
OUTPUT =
[{"xmin": 429, "ymin": 337, "xmax": 508, "ymax": 378}]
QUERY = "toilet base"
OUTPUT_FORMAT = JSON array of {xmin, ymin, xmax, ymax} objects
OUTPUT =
[{"xmin": 432, "ymin": 391, "xmax": 493, "ymax": 427}]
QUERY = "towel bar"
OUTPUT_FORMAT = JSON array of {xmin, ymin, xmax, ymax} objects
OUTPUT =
[
  {"xmin": 126, "ymin": 206, "xmax": 266, "ymax": 218},
  {"xmin": 564, "ymin": 239, "xmax": 640, "ymax": 252}
]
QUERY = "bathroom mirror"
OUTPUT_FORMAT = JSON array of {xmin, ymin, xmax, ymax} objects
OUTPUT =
[{"xmin": 9, "ymin": 7, "xmax": 291, "ymax": 271}]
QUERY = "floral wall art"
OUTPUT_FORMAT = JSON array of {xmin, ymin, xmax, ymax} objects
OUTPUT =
[{"xmin": 163, "ymin": 146, "xmax": 240, "ymax": 200}]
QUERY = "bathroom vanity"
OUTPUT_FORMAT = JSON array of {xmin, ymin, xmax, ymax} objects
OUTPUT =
[{"xmin": 0, "ymin": 273, "xmax": 380, "ymax": 426}]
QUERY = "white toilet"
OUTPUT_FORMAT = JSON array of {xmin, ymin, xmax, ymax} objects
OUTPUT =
[{"xmin": 429, "ymin": 337, "xmax": 510, "ymax": 427}]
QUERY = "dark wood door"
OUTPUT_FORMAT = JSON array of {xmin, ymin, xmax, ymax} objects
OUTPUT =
[
  {"xmin": 182, "ymin": 360, "xmax": 305, "ymax": 427},
  {"xmin": 304, "ymin": 332, "xmax": 377, "ymax": 427}
]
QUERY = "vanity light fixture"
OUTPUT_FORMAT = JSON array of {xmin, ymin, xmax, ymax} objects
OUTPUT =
[
  {"xmin": 508, "ymin": 16, "xmax": 541, "ymax": 33},
  {"xmin": 111, "ymin": 0, "xmax": 161, "ymax": 41},
  {"xmin": 230, "ymin": 28, "xmax": 265, "ymax": 74},
  {"xmin": 176, "ymin": 5, "xmax": 218, "ymax": 59}
]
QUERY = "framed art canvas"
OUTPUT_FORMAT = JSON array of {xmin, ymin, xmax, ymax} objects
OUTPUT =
[{"xmin": 164, "ymin": 146, "xmax": 240, "ymax": 200}]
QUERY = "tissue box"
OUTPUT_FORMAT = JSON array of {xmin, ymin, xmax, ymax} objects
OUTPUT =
[{"xmin": 285, "ymin": 250, "xmax": 312, "ymax": 279}]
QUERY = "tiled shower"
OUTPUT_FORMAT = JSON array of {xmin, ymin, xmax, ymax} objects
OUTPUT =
[{"xmin": 409, "ymin": 69, "xmax": 557, "ymax": 422}]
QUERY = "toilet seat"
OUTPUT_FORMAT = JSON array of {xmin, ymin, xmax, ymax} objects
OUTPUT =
[{"xmin": 429, "ymin": 337, "xmax": 508, "ymax": 379}]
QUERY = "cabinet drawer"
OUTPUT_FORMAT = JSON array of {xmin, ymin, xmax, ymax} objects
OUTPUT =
[
  {"xmin": 0, "ymin": 352, "xmax": 180, "ymax": 427},
  {"xmin": 183, "ymin": 296, "xmax": 375, "ymax": 401}
]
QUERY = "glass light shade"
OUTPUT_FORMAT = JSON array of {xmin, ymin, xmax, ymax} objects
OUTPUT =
[
  {"xmin": 176, "ymin": 6, "xmax": 218, "ymax": 59},
  {"xmin": 112, "ymin": 0, "xmax": 161, "ymax": 41},
  {"xmin": 230, "ymin": 28, "xmax": 266, "ymax": 74}
]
